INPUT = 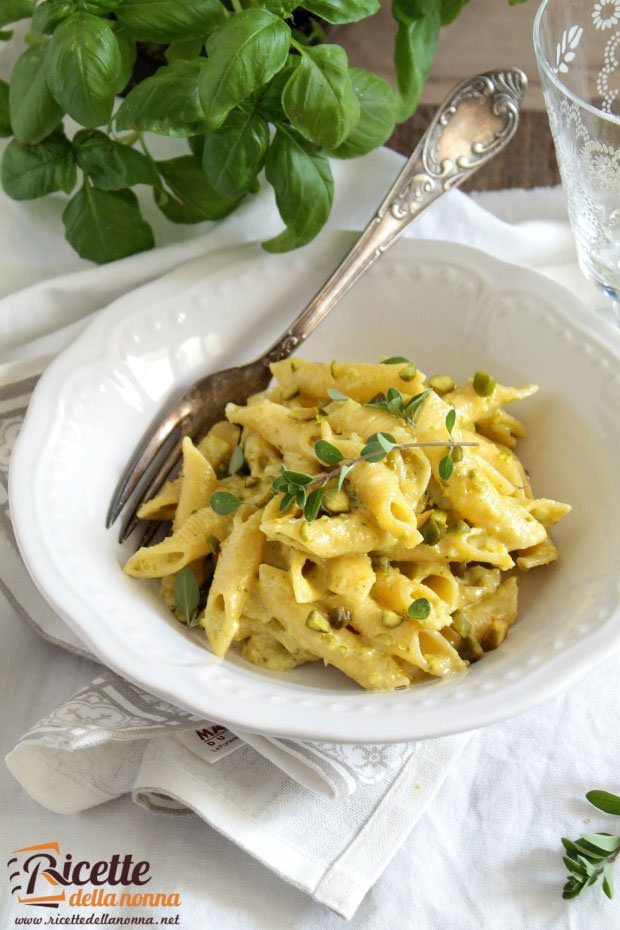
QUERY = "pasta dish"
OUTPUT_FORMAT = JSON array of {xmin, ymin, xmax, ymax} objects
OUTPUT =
[{"xmin": 124, "ymin": 358, "xmax": 570, "ymax": 691}]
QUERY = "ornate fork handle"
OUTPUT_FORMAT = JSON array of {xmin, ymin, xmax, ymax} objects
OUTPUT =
[{"xmin": 263, "ymin": 68, "xmax": 526, "ymax": 366}]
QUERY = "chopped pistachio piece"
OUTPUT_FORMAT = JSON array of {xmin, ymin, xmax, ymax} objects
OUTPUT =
[
  {"xmin": 451, "ymin": 611, "xmax": 471, "ymax": 638},
  {"xmin": 429, "ymin": 374, "xmax": 455, "ymax": 394},
  {"xmin": 452, "ymin": 445, "xmax": 464, "ymax": 463},
  {"xmin": 381, "ymin": 610, "xmax": 404, "ymax": 628},
  {"xmin": 322, "ymin": 488, "xmax": 350, "ymax": 513},
  {"xmin": 399, "ymin": 362, "xmax": 418, "ymax": 382},
  {"xmin": 306, "ymin": 609, "xmax": 331, "ymax": 633},
  {"xmin": 421, "ymin": 517, "xmax": 441, "ymax": 546},
  {"xmin": 473, "ymin": 370, "xmax": 496, "ymax": 397}
]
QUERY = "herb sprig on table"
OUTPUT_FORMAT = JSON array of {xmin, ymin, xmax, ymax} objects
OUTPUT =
[{"xmin": 562, "ymin": 790, "xmax": 620, "ymax": 901}]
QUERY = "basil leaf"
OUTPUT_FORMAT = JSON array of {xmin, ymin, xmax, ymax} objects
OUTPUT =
[
  {"xmin": 173, "ymin": 566, "xmax": 200, "ymax": 622},
  {"xmin": 63, "ymin": 186, "xmax": 154, "ymax": 263},
  {"xmin": 114, "ymin": 24, "xmax": 137, "ymax": 93},
  {"xmin": 47, "ymin": 13, "xmax": 121, "ymax": 128},
  {"xmin": 392, "ymin": 1, "xmax": 440, "ymax": 121},
  {"xmin": 156, "ymin": 155, "xmax": 242, "ymax": 223},
  {"xmin": 256, "ymin": 57, "xmax": 298, "ymax": 122},
  {"xmin": 9, "ymin": 44, "xmax": 64, "ymax": 144},
  {"xmin": 328, "ymin": 68, "xmax": 395, "ymax": 158},
  {"xmin": 586, "ymin": 791, "xmax": 620, "ymax": 815},
  {"xmin": 301, "ymin": 0, "xmax": 379, "ymax": 24},
  {"xmin": 263, "ymin": 125, "xmax": 333, "ymax": 253},
  {"xmin": 209, "ymin": 490, "xmax": 241, "ymax": 515},
  {"xmin": 80, "ymin": 0, "xmax": 124, "ymax": 12},
  {"xmin": 116, "ymin": 60, "xmax": 205, "ymax": 137},
  {"xmin": 2, "ymin": 130, "xmax": 75, "ymax": 200},
  {"xmin": 165, "ymin": 37, "xmax": 204, "ymax": 63},
  {"xmin": 203, "ymin": 107, "xmax": 269, "ymax": 198},
  {"xmin": 31, "ymin": 0, "xmax": 74, "ymax": 34},
  {"xmin": 0, "ymin": 0, "xmax": 33, "ymax": 27},
  {"xmin": 0, "ymin": 79, "xmax": 10, "ymax": 137},
  {"xmin": 117, "ymin": 0, "xmax": 227, "ymax": 43},
  {"xmin": 188, "ymin": 134, "xmax": 205, "ymax": 158},
  {"xmin": 262, "ymin": 0, "xmax": 298, "ymax": 14},
  {"xmin": 200, "ymin": 10, "xmax": 291, "ymax": 130},
  {"xmin": 282, "ymin": 44, "xmax": 359, "ymax": 150},
  {"xmin": 73, "ymin": 129, "xmax": 158, "ymax": 190},
  {"xmin": 440, "ymin": 0, "xmax": 468, "ymax": 24},
  {"xmin": 314, "ymin": 440, "xmax": 343, "ymax": 466}
]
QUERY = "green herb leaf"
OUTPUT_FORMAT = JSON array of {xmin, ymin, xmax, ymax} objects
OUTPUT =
[
  {"xmin": 2, "ymin": 130, "xmax": 75, "ymax": 200},
  {"xmin": 263, "ymin": 125, "xmax": 333, "ymax": 253},
  {"xmin": 210, "ymin": 490, "xmax": 242, "ymax": 515},
  {"xmin": 438, "ymin": 452, "xmax": 454, "ymax": 481},
  {"xmin": 8, "ymin": 44, "xmax": 63, "ymax": 144},
  {"xmin": 155, "ymin": 155, "xmax": 242, "ymax": 223},
  {"xmin": 31, "ymin": 0, "xmax": 74, "ymax": 34},
  {"xmin": 165, "ymin": 37, "xmax": 204, "ymax": 63},
  {"xmin": 446, "ymin": 407, "xmax": 456, "ymax": 435},
  {"xmin": 304, "ymin": 486, "xmax": 323, "ymax": 521},
  {"xmin": 392, "ymin": 4, "xmax": 440, "ymax": 122},
  {"xmin": 256, "ymin": 58, "xmax": 299, "ymax": 122},
  {"xmin": 301, "ymin": 0, "xmax": 378, "ymax": 22},
  {"xmin": 200, "ymin": 9, "xmax": 291, "ymax": 130},
  {"xmin": 62, "ymin": 186, "xmax": 154, "ymax": 263},
  {"xmin": 337, "ymin": 462, "xmax": 355, "ymax": 491},
  {"xmin": 282, "ymin": 44, "xmax": 359, "ymax": 150},
  {"xmin": 0, "ymin": 79, "xmax": 10, "ymax": 137},
  {"xmin": 361, "ymin": 431, "xmax": 396, "ymax": 461},
  {"xmin": 327, "ymin": 387, "xmax": 349, "ymax": 402},
  {"xmin": 73, "ymin": 129, "xmax": 158, "ymax": 190},
  {"xmin": 202, "ymin": 107, "xmax": 269, "ymax": 198},
  {"xmin": 280, "ymin": 468, "xmax": 312, "ymax": 486},
  {"xmin": 582, "ymin": 834, "xmax": 620, "ymax": 855},
  {"xmin": 408, "ymin": 597, "xmax": 431, "ymax": 620},
  {"xmin": 116, "ymin": 60, "xmax": 206, "ymax": 137},
  {"xmin": 404, "ymin": 388, "xmax": 432, "ymax": 419},
  {"xmin": 0, "ymin": 0, "xmax": 33, "ymax": 28},
  {"xmin": 113, "ymin": 24, "xmax": 137, "ymax": 94},
  {"xmin": 228, "ymin": 444, "xmax": 245, "ymax": 476},
  {"xmin": 314, "ymin": 439, "xmax": 343, "ymax": 466},
  {"xmin": 173, "ymin": 565, "xmax": 200, "ymax": 623},
  {"xmin": 603, "ymin": 862, "xmax": 615, "ymax": 899},
  {"xmin": 117, "ymin": 0, "xmax": 228, "ymax": 43},
  {"xmin": 440, "ymin": 0, "xmax": 469, "ymax": 24},
  {"xmin": 328, "ymin": 67, "xmax": 396, "ymax": 158},
  {"xmin": 279, "ymin": 491, "xmax": 294, "ymax": 512},
  {"xmin": 382, "ymin": 356, "xmax": 408, "ymax": 364},
  {"xmin": 47, "ymin": 13, "xmax": 121, "ymax": 127},
  {"xmin": 587, "ymin": 791, "xmax": 620, "ymax": 816}
]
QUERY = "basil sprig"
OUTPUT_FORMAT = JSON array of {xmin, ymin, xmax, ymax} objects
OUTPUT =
[{"xmin": 0, "ymin": 0, "xmax": 523, "ymax": 263}]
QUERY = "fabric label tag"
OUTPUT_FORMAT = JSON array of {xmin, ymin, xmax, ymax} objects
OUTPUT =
[{"xmin": 177, "ymin": 725, "xmax": 241, "ymax": 764}]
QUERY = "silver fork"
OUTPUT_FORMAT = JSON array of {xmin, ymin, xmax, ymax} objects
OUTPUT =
[{"xmin": 107, "ymin": 68, "xmax": 527, "ymax": 544}]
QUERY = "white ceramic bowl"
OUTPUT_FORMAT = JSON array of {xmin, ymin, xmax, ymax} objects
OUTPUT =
[{"xmin": 10, "ymin": 234, "xmax": 620, "ymax": 742}]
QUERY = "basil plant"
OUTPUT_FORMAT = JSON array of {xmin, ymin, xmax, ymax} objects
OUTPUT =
[{"xmin": 0, "ymin": 0, "xmax": 522, "ymax": 264}]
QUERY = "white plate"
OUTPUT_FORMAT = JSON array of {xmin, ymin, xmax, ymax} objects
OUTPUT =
[{"xmin": 10, "ymin": 233, "xmax": 620, "ymax": 742}]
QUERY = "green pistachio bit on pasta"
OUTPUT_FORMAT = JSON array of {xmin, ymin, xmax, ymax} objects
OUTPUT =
[
  {"xmin": 375, "ymin": 632, "xmax": 394, "ymax": 644},
  {"xmin": 458, "ymin": 633, "xmax": 484, "ymax": 662},
  {"xmin": 330, "ymin": 360, "xmax": 340, "ymax": 378},
  {"xmin": 303, "ymin": 487, "xmax": 324, "ymax": 522},
  {"xmin": 408, "ymin": 597, "xmax": 431, "ymax": 620},
  {"xmin": 473, "ymin": 370, "xmax": 496, "ymax": 397},
  {"xmin": 290, "ymin": 359, "xmax": 299, "ymax": 372},
  {"xmin": 447, "ymin": 519, "xmax": 469, "ymax": 534},
  {"xmin": 445, "ymin": 407, "xmax": 456, "ymax": 435},
  {"xmin": 228, "ymin": 444, "xmax": 245, "ymax": 476},
  {"xmin": 322, "ymin": 488, "xmax": 350, "ymax": 513},
  {"xmin": 173, "ymin": 566, "xmax": 200, "ymax": 624},
  {"xmin": 452, "ymin": 445, "xmax": 464, "ymax": 463},
  {"xmin": 381, "ymin": 610, "xmax": 403, "ymax": 628},
  {"xmin": 328, "ymin": 607, "xmax": 351, "ymax": 629},
  {"xmin": 314, "ymin": 439, "xmax": 343, "ymax": 466},
  {"xmin": 439, "ymin": 453, "xmax": 454, "ymax": 481},
  {"xmin": 210, "ymin": 491, "xmax": 242, "ymax": 515},
  {"xmin": 450, "ymin": 612, "xmax": 472, "ymax": 638},
  {"xmin": 327, "ymin": 387, "xmax": 349, "ymax": 402},
  {"xmin": 429, "ymin": 374, "xmax": 455, "ymax": 394},
  {"xmin": 381, "ymin": 356, "xmax": 409, "ymax": 364},
  {"xmin": 306, "ymin": 609, "xmax": 331, "ymax": 633},
  {"xmin": 398, "ymin": 362, "xmax": 418, "ymax": 382},
  {"xmin": 421, "ymin": 517, "xmax": 441, "ymax": 546}
]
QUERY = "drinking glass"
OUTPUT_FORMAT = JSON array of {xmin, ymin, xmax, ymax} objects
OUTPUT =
[{"xmin": 534, "ymin": 0, "xmax": 620, "ymax": 323}]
